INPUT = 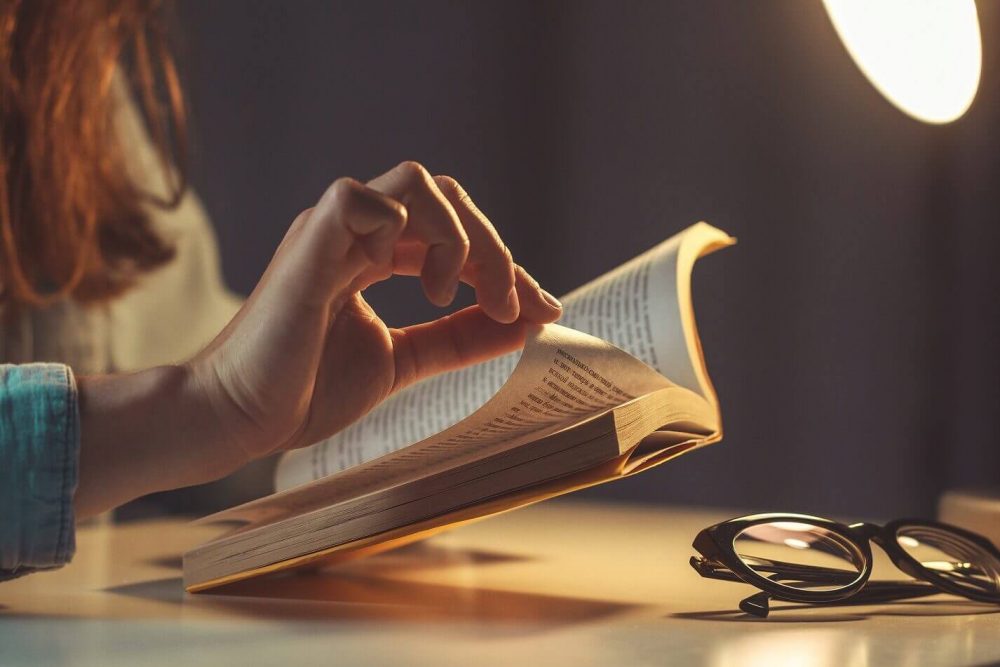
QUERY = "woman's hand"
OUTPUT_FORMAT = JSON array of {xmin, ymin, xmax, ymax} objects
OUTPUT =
[
  {"xmin": 75, "ymin": 162, "xmax": 561, "ymax": 517},
  {"xmin": 195, "ymin": 160, "xmax": 562, "ymax": 463}
]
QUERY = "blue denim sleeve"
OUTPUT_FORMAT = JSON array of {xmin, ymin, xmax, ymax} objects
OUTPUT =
[{"xmin": 0, "ymin": 363, "xmax": 79, "ymax": 580}]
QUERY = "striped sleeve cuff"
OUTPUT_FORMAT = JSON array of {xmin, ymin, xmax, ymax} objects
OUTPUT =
[{"xmin": 0, "ymin": 363, "xmax": 79, "ymax": 580}]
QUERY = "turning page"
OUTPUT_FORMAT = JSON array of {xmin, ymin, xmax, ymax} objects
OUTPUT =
[
  {"xmin": 274, "ymin": 222, "xmax": 732, "ymax": 491},
  {"xmin": 210, "ymin": 323, "xmax": 692, "ymax": 526}
]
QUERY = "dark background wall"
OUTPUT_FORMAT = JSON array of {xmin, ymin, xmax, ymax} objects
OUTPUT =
[{"xmin": 173, "ymin": 0, "xmax": 1000, "ymax": 519}]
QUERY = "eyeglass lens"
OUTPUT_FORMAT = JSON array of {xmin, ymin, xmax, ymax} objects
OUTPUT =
[
  {"xmin": 733, "ymin": 521, "xmax": 866, "ymax": 592},
  {"xmin": 894, "ymin": 525, "xmax": 1000, "ymax": 596}
]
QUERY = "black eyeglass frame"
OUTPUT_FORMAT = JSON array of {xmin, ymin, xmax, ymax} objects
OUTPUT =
[{"xmin": 690, "ymin": 513, "xmax": 1000, "ymax": 616}]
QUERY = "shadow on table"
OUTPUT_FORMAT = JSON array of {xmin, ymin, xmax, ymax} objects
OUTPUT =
[
  {"xmin": 672, "ymin": 599, "xmax": 1000, "ymax": 623},
  {"xmin": 108, "ymin": 542, "xmax": 639, "ymax": 634}
]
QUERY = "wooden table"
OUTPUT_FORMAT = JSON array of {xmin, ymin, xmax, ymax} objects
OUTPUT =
[{"xmin": 2, "ymin": 500, "xmax": 999, "ymax": 666}]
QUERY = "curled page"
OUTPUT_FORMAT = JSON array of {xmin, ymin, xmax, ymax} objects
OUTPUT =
[
  {"xmin": 275, "ymin": 222, "xmax": 732, "ymax": 491},
  {"xmin": 217, "ymin": 324, "xmax": 674, "ymax": 526}
]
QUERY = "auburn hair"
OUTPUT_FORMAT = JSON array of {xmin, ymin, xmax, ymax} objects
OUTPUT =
[{"xmin": 0, "ymin": 0, "xmax": 186, "ymax": 309}]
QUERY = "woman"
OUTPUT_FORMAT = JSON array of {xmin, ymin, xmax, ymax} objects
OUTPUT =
[{"xmin": 0, "ymin": 0, "xmax": 561, "ymax": 579}]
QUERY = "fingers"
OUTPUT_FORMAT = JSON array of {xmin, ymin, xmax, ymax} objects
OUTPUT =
[
  {"xmin": 389, "ymin": 305, "xmax": 530, "ymax": 392},
  {"xmin": 292, "ymin": 162, "xmax": 562, "ymax": 325},
  {"xmin": 510, "ymin": 263, "xmax": 563, "ymax": 324},
  {"xmin": 313, "ymin": 178, "xmax": 407, "ymax": 266},
  {"xmin": 367, "ymin": 164, "xmax": 561, "ymax": 324},
  {"xmin": 433, "ymin": 174, "xmax": 560, "ymax": 323},
  {"xmin": 275, "ymin": 178, "xmax": 406, "ymax": 307},
  {"xmin": 368, "ymin": 162, "xmax": 469, "ymax": 307},
  {"xmin": 431, "ymin": 175, "xmax": 518, "ymax": 322},
  {"xmin": 388, "ymin": 244, "xmax": 562, "ymax": 325}
]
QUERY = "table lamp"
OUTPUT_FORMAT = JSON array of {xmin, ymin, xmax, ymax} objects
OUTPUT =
[
  {"xmin": 823, "ymin": 1, "xmax": 1000, "ymax": 540},
  {"xmin": 822, "ymin": 0, "xmax": 982, "ymax": 124}
]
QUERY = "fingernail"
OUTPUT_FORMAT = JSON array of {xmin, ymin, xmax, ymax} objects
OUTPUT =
[{"xmin": 539, "ymin": 288, "xmax": 562, "ymax": 310}]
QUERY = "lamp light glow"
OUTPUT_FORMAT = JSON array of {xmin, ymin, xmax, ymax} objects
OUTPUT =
[
  {"xmin": 783, "ymin": 538, "xmax": 812, "ymax": 550},
  {"xmin": 822, "ymin": 0, "xmax": 982, "ymax": 124}
]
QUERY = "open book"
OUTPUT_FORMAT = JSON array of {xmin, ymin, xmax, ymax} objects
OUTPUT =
[{"xmin": 182, "ymin": 222, "xmax": 733, "ymax": 591}]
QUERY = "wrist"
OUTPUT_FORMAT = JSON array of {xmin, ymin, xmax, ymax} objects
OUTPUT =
[{"xmin": 76, "ymin": 364, "xmax": 235, "ymax": 518}]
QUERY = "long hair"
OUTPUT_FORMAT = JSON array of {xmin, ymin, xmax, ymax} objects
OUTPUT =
[{"xmin": 0, "ymin": 0, "xmax": 186, "ymax": 310}]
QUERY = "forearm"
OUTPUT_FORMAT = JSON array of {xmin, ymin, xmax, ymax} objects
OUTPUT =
[{"xmin": 75, "ymin": 365, "xmax": 234, "ymax": 519}]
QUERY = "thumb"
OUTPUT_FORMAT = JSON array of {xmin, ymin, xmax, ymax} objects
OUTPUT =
[{"xmin": 389, "ymin": 305, "xmax": 530, "ymax": 392}]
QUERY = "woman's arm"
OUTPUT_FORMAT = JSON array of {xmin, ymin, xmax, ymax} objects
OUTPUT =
[
  {"xmin": 75, "ymin": 365, "xmax": 230, "ymax": 518},
  {"xmin": 72, "ymin": 162, "xmax": 562, "ymax": 518}
]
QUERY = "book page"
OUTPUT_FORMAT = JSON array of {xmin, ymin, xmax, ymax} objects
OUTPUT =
[
  {"xmin": 559, "ymin": 221, "xmax": 732, "ymax": 401},
  {"xmin": 214, "ymin": 323, "xmax": 675, "ymax": 524},
  {"xmin": 274, "ymin": 222, "xmax": 732, "ymax": 491}
]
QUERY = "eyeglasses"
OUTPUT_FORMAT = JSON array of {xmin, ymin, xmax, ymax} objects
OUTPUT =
[{"xmin": 690, "ymin": 513, "xmax": 1000, "ymax": 618}]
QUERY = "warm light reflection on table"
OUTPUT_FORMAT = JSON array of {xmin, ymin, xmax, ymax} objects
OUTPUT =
[{"xmin": 1, "ymin": 501, "xmax": 998, "ymax": 666}]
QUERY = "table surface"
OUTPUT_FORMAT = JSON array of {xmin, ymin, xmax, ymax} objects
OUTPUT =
[{"xmin": 2, "ymin": 500, "xmax": 999, "ymax": 667}]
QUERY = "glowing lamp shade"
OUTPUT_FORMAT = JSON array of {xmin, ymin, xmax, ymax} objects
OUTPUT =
[{"xmin": 822, "ymin": 0, "xmax": 982, "ymax": 124}]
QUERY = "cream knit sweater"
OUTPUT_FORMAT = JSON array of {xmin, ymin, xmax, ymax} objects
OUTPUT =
[{"xmin": 0, "ymin": 74, "xmax": 242, "ymax": 374}]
